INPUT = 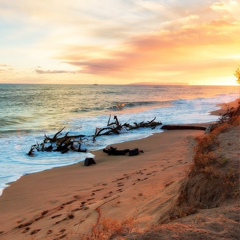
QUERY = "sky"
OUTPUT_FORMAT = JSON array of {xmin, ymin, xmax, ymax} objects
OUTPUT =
[{"xmin": 0, "ymin": 0, "xmax": 240, "ymax": 85}]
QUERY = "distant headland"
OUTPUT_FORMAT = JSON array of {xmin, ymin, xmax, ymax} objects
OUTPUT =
[{"xmin": 127, "ymin": 82, "xmax": 189, "ymax": 86}]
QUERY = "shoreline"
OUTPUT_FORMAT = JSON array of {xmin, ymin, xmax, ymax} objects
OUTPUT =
[
  {"xmin": 0, "ymin": 98, "xmax": 240, "ymax": 199},
  {"xmin": 0, "ymin": 98, "xmax": 239, "ymax": 239},
  {"xmin": 0, "ymin": 129, "xmax": 204, "ymax": 239},
  {"xmin": 1, "ymin": 97, "xmax": 238, "ymax": 195},
  {"xmin": 0, "ymin": 94, "xmax": 238, "ymax": 196}
]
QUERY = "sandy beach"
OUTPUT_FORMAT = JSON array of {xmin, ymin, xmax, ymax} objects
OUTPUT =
[{"xmin": 0, "ymin": 99, "xmax": 239, "ymax": 240}]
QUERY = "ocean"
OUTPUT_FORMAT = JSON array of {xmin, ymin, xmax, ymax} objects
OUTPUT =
[{"xmin": 0, "ymin": 84, "xmax": 239, "ymax": 195}]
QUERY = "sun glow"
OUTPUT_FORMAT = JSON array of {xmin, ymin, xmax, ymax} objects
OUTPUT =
[{"xmin": 0, "ymin": 0, "xmax": 240, "ymax": 85}]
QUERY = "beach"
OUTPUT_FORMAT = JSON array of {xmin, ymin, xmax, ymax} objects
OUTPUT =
[
  {"xmin": 0, "ymin": 84, "xmax": 238, "ymax": 194},
  {"xmin": 0, "ymin": 99, "xmax": 239, "ymax": 240}
]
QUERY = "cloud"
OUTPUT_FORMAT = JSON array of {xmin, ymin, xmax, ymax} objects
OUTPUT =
[
  {"xmin": 1, "ymin": 0, "xmax": 240, "ymax": 84},
  {"xmin": 210, "ymin": 0, "xmax": 239, "ymax": 11},
  {"xmin": 210, "ymin": 0, "xmax": 240, "ymax": 20},
  {"xmin": 210, "ymin": 1, "xmax": 228, "ymax": 10},
  {"xmin": 35, "ymin": 69, "xmax": 76, "ymax": 74},
  {"xmin": 0, "ymin": 64, "xmax": 13, "ymax": 72},
  {"xmin": 58, "ymin": 17, "xmax": 240, "ymax": 84}
]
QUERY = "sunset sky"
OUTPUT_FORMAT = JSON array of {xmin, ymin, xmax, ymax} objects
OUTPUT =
[{"xmin": 0, "ymin": 0, "xmax": 239, "ymax": 85}]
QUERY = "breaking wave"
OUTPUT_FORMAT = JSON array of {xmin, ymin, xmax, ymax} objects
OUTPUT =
[{"xmin": 110, "ymin": 101, "xmax": 173, "ymax": 111}]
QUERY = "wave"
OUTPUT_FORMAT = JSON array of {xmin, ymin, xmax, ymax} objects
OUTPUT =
[
  {"xmin": 0, "ymin": 116, "xmax": 34, "ymax": 128},
  {"xmin": 67, "ymin": 100, "xmax": 176, "ymax": 121},
  {"xmin": 0, "ymin": 129, "xmax": 36, "ymax": 136},
  {"xmin": 71, "ymin": 101, "xmax": 170, "ymax": 113},
  {"xmin": 72, "ymin": 106, "xmax": 106, "ymax": 113},
  {"xmin": 109, "ymin": 101, "xmax": 164, "ymax": 111},
  {"xmin": 110, "ymin": 100, "xmax": 177, "ymax": 111}
]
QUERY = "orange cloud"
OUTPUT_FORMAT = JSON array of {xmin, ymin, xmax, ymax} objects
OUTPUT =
[
  {"xmin": 1, "ymin": 0, "xmax": 239, "ymax": 85},
  {"xmin": 59, "ymin": 18, "xmax": 240, "ymax": 84},
  {"xmin": 35, "ymin": 69, "xmax": 76, "ymax": 74}
]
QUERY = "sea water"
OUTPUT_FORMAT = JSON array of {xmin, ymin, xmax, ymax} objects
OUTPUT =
[{"xmin": 0, "ymin": 84, "xmax": 239, "ymax": 194}]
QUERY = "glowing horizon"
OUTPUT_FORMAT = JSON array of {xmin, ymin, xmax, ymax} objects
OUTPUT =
[{"xmin": 0, "ymin": 0, "xmax": 240, "ymax": 86}]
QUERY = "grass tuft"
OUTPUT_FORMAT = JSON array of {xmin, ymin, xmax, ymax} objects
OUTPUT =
[{"xmin": 82, "ymin": 217, "xmax": 135, "ymax": 240}]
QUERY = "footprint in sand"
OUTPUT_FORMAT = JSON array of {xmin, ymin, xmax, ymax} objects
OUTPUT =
[
  {"xmin": 53, "ymin": 233, "xmax": 67, "ymax": 240},
  {"xmin": 102, "ymin": 190, "xmax": 114, "ymax": 199},
  {"xmin": 146, "ymin": 170, "xmax": 158, "ymax": 176},
  {"xmin": 17, "ymin": 220, "xmax": 33, "ymax": 229},
  {"xmin": 41, "ymin": 210, "xmax": 48, "ymax": 216},
  {"xmin": 73, "ymin": 207, "xmax": 83, "ymax": 212},
  {"xmin": 92, "ymin": 188, "xmax": 104, "ymax": 193},
  {"xmin": 117, "ymin": 182, "xmax": 124, "ymax": 187},
  {"xmin": 22, "ymin": 227, "xmax": 30, "ymax": 233},
  {"xmin": 51, "ymin": 214, "xmax": 62, "ymax": 219},
  {"xmin": 55, "ymin": 218, "xmax": 67, "ymax": 225},
  {"xmin": 30, "ymin": 229, "xmax": 41, "ymax": 235},
  {"xmin": 134, "ymin": 177, "xmax": 148, "ymax": 183},
  {"xmin": 87, "ymin": 197, "xmax": 95, "ymax": 201},
  {"xmin": 102, "ymin": 195, "xmax": 111, "ymax": 199},
  {"xmin": 112, "ymin": 177, "xmax": 124, "ymax": 183},
  {"xmin": 73, "ymin": 195, "xmax": 81, "ymax": 200},
  {"xmin": 59, "ymin": 234, "xmax": 67, "ymax": 239},
  {"xmin": 58, "ymin": 205, "xmax": 64, "ymax": 210},
  {"xmin": 117, "ymin": 188, "xmax": 123, "ymax": 192},
  {"xmin": 67, "ymin": 213, "xmax": 75, "ymax": 219},
  {"xmin": 16, "ymin": 219, "xmax": 26, "ymax": 224},
  {"xmin": 62, "ymin": 199, "xmax": 76, "ymax": 206},
  {"xmin": 150, "ymin": 165, "xmax": 157, "ymax": 168}
]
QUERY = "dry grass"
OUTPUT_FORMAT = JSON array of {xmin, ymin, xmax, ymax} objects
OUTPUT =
[
  {"xmin": 82, "ymin": 217, "xmax": 135, "ymax": 240},
  {"xmin": 168, "ymin": 103, "xmax": 240, "ymax": 220},
  {"xmin": 191, "ymin": 102, "xmax": 240, "ymax": 176}
]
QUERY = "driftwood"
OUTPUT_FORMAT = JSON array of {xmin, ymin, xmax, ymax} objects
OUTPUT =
[
  {"xmin": 28, "ymin": 115, "xmax": 162, "ymax": 156},
  {"xmin": 27, "ymin": 102, "xmax": 240, "ymax": 157},
  {"xmin": 161, "ymin": 125, "xmax": 206, "ymax": 131},
  {"xmin": 93, "ymin": 115, "xmax": 162, "ymax": 141},
  {"xmin": 44, "ymin": 127, "xmax": 85, "ymax": 143},
  {"xmin": 103, "ymin": 146, "xmax": 144, "ymax": 156},
  {"xmin": 27, "ymin": 127, "xmax": 87, "ymax": 156}
]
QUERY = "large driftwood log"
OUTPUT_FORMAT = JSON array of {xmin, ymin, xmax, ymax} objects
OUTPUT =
[{"xmin": 161, "ymin": 125, "xmax": 206, "ymax": 131}]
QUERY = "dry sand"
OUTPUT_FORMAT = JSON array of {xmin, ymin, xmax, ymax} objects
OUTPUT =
[
  {"xmin": 0, "ymin": 129, "xmax": 203, "ymax": 239},
  {"xmin": 0, "ymin": 99, "xmax": 239, "ymax": 240}
]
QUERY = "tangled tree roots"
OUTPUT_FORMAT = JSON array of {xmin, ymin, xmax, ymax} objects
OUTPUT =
[{"xmin": 27, "ymin": 115, "xmax": 162, "ymax": 156}]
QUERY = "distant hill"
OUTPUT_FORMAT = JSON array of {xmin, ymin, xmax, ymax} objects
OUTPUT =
[{"xmin": 128, "ymin": 82, "xmax": 188, "ymax": 86}]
